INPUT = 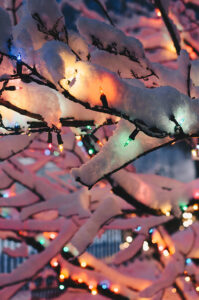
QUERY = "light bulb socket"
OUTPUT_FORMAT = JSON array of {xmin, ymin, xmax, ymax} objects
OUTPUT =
[
  {"xmin": 48, "ymin": 131, "xmax": 52, "ymax": 144},
  {"xmin": 57, "ymin": 132, "xmax": 63, "ymax": 145}
]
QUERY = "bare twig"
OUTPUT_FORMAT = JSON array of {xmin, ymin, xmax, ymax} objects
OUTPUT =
[
  {"xmin": 154, "ymin": 0, "xmax": 181, "ymax": 55},
  {"xmin": 93, "ymin": 0, "xmax": 115, "ymax": 26}
]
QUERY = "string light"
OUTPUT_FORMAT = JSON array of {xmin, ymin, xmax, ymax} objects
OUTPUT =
[
  {"xmin": 180, "ymin": 203, "xmax": 188, "ymax": 211},
  {"xmin": 44, "ymin": 149, "xmax": 51, "ymax": 156},
  {"xmin": 124, "ymin": 129, "xmax": 139, "ymax": 147},
  {"xmin": 149, "ymin": 228, "xmax": 154, "ymax": 234},
  {"xmin": 163, "ymin": 249, "xmax": 170, "ymax": 257},
  {"xmin": 185, "ymin": 276, "xmax": 191, "ymax": 282},
  {"xmin": 124, "ymin": 137, "xmax": 132, "ymax": 147},
  {"xmin": 143, "ymin": 241, "xmax": 149, "ymax": 251},
  {"xmin": 191, "ymin": 149, "xmax": 197, "ymax": 158},
  {"xmin": 111, "ymin": 286, "xmax": 119, "ymax": 294},
  {"xmin": 88, "ymin": 148, "xmax": 94, "ymax": 155},
  {"xmin": 76, "ymin": 135, "xmax": 82, "ymax": 141},
  {"xmin": 100, "ymin": 280, "xmax": 110, "ymax": 289},
  {"xmin": 80, "ymin": 261, "xmax": 87, "ymax": 268},
  {"xmin": 135, "ymin": 226, "xmax": 141, "ymax": 232},
  {"xmin": 97, "ymin": 140, "xmax": 103, "ymax": 147},
  {"xmin": 59, "ymin": 144, "xmax": 64, "ymax": 152},
  {"xmin": 91, "ymin": 288, "xmax": 98, "ymax": 295},
  {"xmin": 119, "ymin": 242, "xmax": 129, "ymax": 250},
  {"xmin": 50, "ymin": 258, "xmax": 58, "ymax": 267},
  {"xmin": 101, "ymin": 283, "xmax": 108, "ymax": 289},
  {"xmin": 47, "ymin": 131, "xmax": 52, "ymax": 149},
  {"xmin": 155, "ymin": 8, "xmax": 161, "ymax": 17},
  {"xmin": 50, "ymin": 232, "xmax": 57, "ymax": 239},
  {"xmin": 59, "ymin": 284, "xmax": 65, "ymax": 290},
  {"xmin": 182, "ymin": 212, "xmax": 192, "ymax": 219},
  {"xmin": 57, "ymin": 132, "xmax": 64, "ymax": 152},
  {"xmin": 89, "ymin": 283, "xmax": 94, "ymax": 290},
  {"xmin": 126, "ymin": 236, "xmax": 133, "ymax": 243},
  {"xmin": 77, "ymin": 141, "xmax": 83, "ymax": 147},
  {"xmin": 196, "ymin": 286, "xmax": 199, "ymax": 292},
  {"xmin": 17, "ymin": 53, "xmax": 21, "ymax": 61},
  {"xmin": 53, "ymin": 151, "xmax": 60, "ymax": 157},
  {"xmin": 186, "ymin": 258, "xmax": 192, "ymax": 265},
  {"xmin": 16, "ymin": 52, "xmax": 22, "ymax": 74},
  {"xmin": 193, "ymin": 204, "xmax": 199, "ymax": 210},
  {"xmin": 59, "ymin": 274, "xmax": 65, "ymax": 281},
  {"xmin": 183, "ymin": 219, "xmax": 193, "ymax": 227},
  {"xmin": 63, "ymin": 246, "xmax": 69, "ymax": 253}
]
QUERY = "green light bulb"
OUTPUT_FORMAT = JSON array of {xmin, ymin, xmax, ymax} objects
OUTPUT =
[
  {"xmin": 88, "ymin": 148, "xmax": 94, "ymax": 155},
  {"xmin": 124, "ymin": 138, "xmax": 132, "ymax": 147},
  {"xmin": 63, "ymin": 246, "xmax": 69, "ymax": 252},
  {"xmin": 59, "ymin": 284, "xmax": 65, "ymax": 290}
]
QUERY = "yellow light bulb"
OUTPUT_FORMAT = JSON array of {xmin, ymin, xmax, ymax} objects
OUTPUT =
[
  {"xmin": 59, "ymin": 144, "xmax": 64, "ymax": 152},
  {"xmin": 80, "ymin": 261, "xmax": 87, "ymax": 268},
  {"xmin": 163, "ymin": 249, "xmax": 169, "ymax": 257},
  {"xmin": 59, "ymin": 274, "xmax": 65, "ymax": 281},
  {"xmin": 91, "ymin": 288, "xmax": 97, "ymax": 295},
  {"xmin": 113, "ymin": 287, "xmax": 119, "ymax": 293},
  {"xmin": 185, "ymin": 276, "xmax": 191, "ymax": 282}
]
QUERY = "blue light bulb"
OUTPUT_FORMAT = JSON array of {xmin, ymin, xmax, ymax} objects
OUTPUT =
[{"xmin": 17, "ymin": 53, "xmax": 21, "ymax": 61}]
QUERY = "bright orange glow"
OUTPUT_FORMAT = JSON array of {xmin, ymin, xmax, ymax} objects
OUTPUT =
[
  {"xmin": 59, "ymin": 274, "xmax": 65, "ymax": 281},
  {"xmin": 62, "ymin": 268, "xmax": 69, "ymax": 278},
  {"xmin": 193, "ymin": 204, "xmax": 199, "ymax": 210},
  {"xmin": 59, "ymin": 268, "xmax": 69, "ymax": 281},
  {"xmin": 80, "ymin": 261, "xmax": 87, "ymax": 268},
  {"xmin": 97, "ymin": 140, "xmax": 103, "ymax": 147},
  {"xmin": 167, "ymin": 42, "xmax": 176, "ymax": 53},
  {"xmin": 101, "ymin": 75, "xmax": 118, "ymax": 104},
  {"xmin": 91, "ymin": 288, "xmax": 98, "ymax": 295},
  {"xmin": 111, "ymin": 286, "xmax": 119, "ymax": 293},
  {"xmin": 190, "ymin": 52, "xmax": 197, "ymax": 60},
  {"xmin": 155, "ymin": 8, "xmax": 161, "ymax": 17},
  {"xmin": 76, "ymin": 135, "xmax": 82, "ymax": 141},
  {"xmin": 99, "ymin": 86, "xmax": 104, "ymax": 95},
  {"xmin": 43, "ymin": 232, "xmax": 57, "ymax": 239},
  {"xmin": 186, "ymin": 45, "xmax": 192, "ymax": 54},
  {"xmin": 50, "ymin": 258, "xmax": 58, "ymax": 267},
  {"xmin": 78, "ymin": 278, "xmax": 83, "ymax": 283}
]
